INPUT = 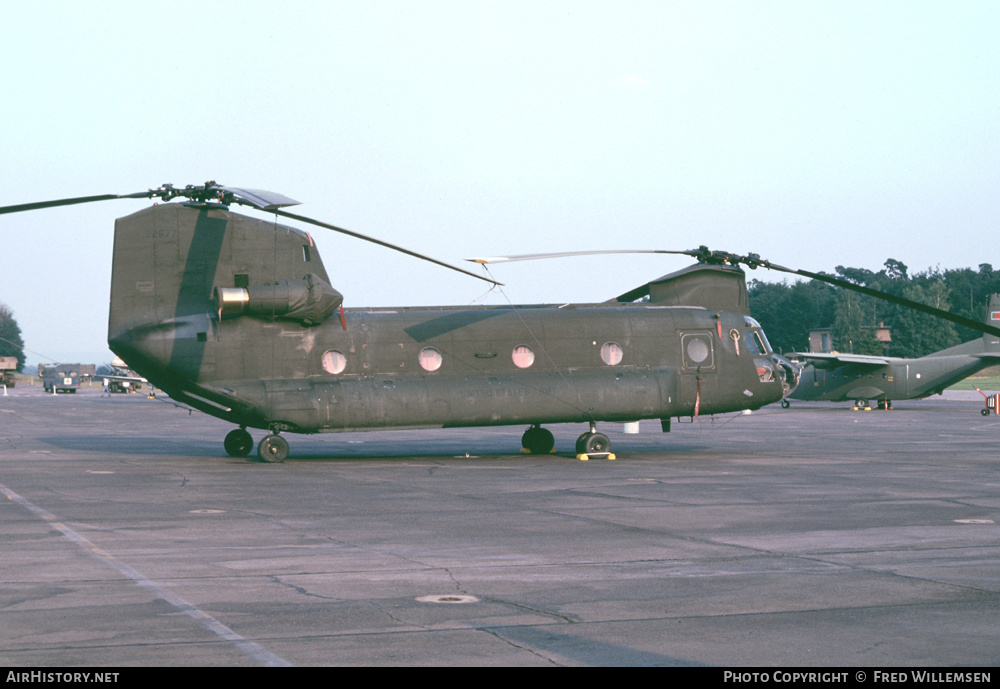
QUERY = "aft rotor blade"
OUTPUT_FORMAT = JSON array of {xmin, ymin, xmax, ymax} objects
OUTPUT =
[
  {"xmin": 0, "ymin": 190, "xmax": 152, "ymax": 215},
  {"xmin": 764, "ymin": 262, "xmax": 1000, "ymax": 339},
  {"xmin": 271, "ymin": 208, "xmax": 502, "ymax": 286},
  {"xmin": 467, "ymin": 249, "xmax": 697, "ymax": 264},
  {"xmin": 214, "ymin": 186, "xmax": 301, "ymax": 210}
]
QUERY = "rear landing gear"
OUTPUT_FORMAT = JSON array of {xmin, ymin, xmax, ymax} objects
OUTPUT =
[
  {"xmin": 224, "ymin": 428, "xmax": 253, "ymax": 457},
  {"xmin": 521, "ymin": 425, "xmax": 555, "ymax": 454},
  {"xmin": 257, "ymin": 434, "xmax": 289, "ymax": 463}
]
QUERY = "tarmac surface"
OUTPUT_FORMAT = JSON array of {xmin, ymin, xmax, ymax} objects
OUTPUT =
[{"xmin": 1, "ymin": 382, "xmax": 999, "ymax": 667}]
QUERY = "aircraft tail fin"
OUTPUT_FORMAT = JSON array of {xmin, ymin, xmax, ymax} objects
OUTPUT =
[{"xmin": 984, "ymin": 293, "xmax": 1000, "ymax": 350}]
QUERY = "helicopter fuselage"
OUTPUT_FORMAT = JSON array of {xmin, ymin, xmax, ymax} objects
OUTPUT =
[{"xmin": 107, "ymin": 203, "xmax": 787, "ymax": 443}]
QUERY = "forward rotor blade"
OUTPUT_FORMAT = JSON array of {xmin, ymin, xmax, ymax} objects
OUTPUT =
[
  {"xmin": 271, "ymin": 208, "xmax": 502, "ymax": 286},
  {"xmin": 762, "ymin": 262, "xmax": 1000, "ymax": 339},
  {"xmin": 0, "ymin": 190, "xmax": 152, "ymax": 215},
  {"xmin": 467, "ymin": 249, "xmax": 697, "ymax": 264}
]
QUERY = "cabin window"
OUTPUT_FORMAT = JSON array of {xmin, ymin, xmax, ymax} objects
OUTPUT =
[
  {"xmin": 419, "ymin": 347, "xmax": 443, "ymax": 372},
  {"xmin": 601, "ymin": 342, "xmax": 623, "ymax": 366},
  {"xmin": 322, "ymin": 350, "xmax": 346, "ymax": 374},
  {"xmin": 512, "ymin": 345, "xmax": 535, "ymax": 369}
]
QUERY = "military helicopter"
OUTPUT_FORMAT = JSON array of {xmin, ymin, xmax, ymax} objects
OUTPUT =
[
  {"xmin": 4, "ymin": 182, "xmax": 998, "ymax": 462},
  {"xmin": 786, "ymin": 293, "xmax": 1000, "ymax": 410}
]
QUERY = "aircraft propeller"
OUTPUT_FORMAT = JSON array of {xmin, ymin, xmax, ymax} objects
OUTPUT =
[{"xmin": 0, "ymin": 181, "xmax": 500, "ymax": 286}]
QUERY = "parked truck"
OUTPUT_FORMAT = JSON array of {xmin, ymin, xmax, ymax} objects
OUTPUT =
[
  {"xmin": 0, "ymin": 357, "xmax": 16, "ymax": 387},
  {"xmin": 39, "ymin": 363, "xmax": 81, "ymax": 393}
]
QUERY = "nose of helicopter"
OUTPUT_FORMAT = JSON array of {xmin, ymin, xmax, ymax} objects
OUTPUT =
[{"xmin": 772, "ymin": 353, "xmax": 801, "ymax": 399}]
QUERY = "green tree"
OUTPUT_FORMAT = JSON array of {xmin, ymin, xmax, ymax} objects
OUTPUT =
[
  {"xmin": 0, "ymin": 303, "xmax": 25, "ymax": 371},
  {"xmin": 748, "ymin": 278, "xmax": 837, "ymax": 353},
  {"xmin": 890, "ymin": 282, "xmax": 960, "ymax": 357},
  {"xmin": 883, "ymin": 258, "xmax": 908, "ymax": 281},
  {"xmin": 832, "ymin": 290, "xmax": 882, "ymax": 354}
]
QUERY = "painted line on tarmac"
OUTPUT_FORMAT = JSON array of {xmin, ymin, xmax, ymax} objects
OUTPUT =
[{"xmin": 0, "ymin": 481, "xmax": 292, "ymax": 667}]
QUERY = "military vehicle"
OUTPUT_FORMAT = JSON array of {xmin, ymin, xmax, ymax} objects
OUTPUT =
[
  {"xmin": 0, "ymin": 356, "xmax": 16, "ymax": 387},
  {"xmin": 787, "ymin": 294, "xmax": 1000, "ymax": 409},
  {"xmin": 3, "ymin": 182, "xmax": 997, "ymax": 462},
  {"xmin": 39, "ymin": 363, "xmax": 81, "ymax": 393}
]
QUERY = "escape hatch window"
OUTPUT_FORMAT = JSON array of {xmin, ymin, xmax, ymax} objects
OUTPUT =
[
  {"xmin": 512, "ymin": 345, "xmax": 535, "ymax": 369},
  {"xmin": 419, "ymin": 347, "xmax": 443, "ymax": 372},
  {"xmin": 601, "ymin": 342, "xmax": 623, "ymax": 366},
  {"xmin": 322, "ymin": 350, "xmax": 347, "ymax": 375},
  {"xmin": 681, "ymin": 333, "xmax": 714, "ymax": 370}
]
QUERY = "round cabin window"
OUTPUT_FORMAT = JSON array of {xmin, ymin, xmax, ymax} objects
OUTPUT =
[
  {"xmin": 322, "ymin": 350, "xmax": 346, "ymax": 374},
  {"xmin": 419, "ymin": 347, "xmax": 443, "ymax": 372},
  {"xmin": 512, "ymin": 345, "xmax": 535, "ymax": 369},
  {"xmin": 601, "ymin": 342, "xmax": 623, "ymax": 366}
]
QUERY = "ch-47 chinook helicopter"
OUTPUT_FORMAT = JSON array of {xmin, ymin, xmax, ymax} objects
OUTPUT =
[{"xmin": 4, "ymin": 182, "xmax": 999, "ymax": 462}]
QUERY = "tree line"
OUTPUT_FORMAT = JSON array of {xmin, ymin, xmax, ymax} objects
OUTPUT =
[
  {"xmin": 747, "ymin": 260, "xmax": 1000, "ymax": 357},
  {"xmin": 0, "ymin": 302, "xmax": 26, "ymax": 371}
]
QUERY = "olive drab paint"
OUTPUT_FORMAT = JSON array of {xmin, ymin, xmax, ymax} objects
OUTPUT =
[{"xmin": 107, "ymin": 202, "xmax": 794, "ymax": 460}]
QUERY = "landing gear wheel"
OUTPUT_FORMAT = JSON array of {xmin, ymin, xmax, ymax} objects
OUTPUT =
[
  {"xmin": 521, "ymin": 426, "xmax": 555, "ymax": 454},
  {"xmin": 982, "ymin": 408, "xmax": 990, "ymax": 416},
  {"xmin": 781, "ymin": 399, "xmax": 790, "ymax": 409},
  {"xmin": 257, "ymin": 434, "xmax": 289, "ymax": 463},
  {"xmin": 224, "ymin": 428, "xmax": 253, "ymax": 457},
  {"xmin": 576, "ymin": 431, "xmax": 611, "ymax": 455}
]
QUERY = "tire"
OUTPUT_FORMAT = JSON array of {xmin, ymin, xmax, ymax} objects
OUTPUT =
[
  {"xmin": 224, "ymin": 429, "xmax": 254, "ymax": 457},
  {"xmin": 582, "ymin": 432, "xmax": 610, "ymax": 455},
  {"xmin": 522, "ymin": 426, "xmax": 555, "ymax": 454},
  {"xmin": 257, "ymin": 435, "xmax": 289, "ymax": 463}
]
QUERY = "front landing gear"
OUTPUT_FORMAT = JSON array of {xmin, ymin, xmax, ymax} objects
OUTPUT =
[
  {"xmin": 576, "ymin": 424, "xmax": 615, "ymax": 461},
  {"xmin": 521, "ymin": 425, "xmax": 555, "ymax": 454},
  {"xmin": 224, "ymin": 428, "xmax": 253, "ymax": 457},
  {"xmin": 257, "ymin": 434, "xmax": 289, "ymax": 463}
]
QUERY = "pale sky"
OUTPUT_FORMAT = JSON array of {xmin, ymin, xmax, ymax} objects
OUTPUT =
[{"xmin": 2, "ymin": 1, "xmax": 999, "ymax": 364}]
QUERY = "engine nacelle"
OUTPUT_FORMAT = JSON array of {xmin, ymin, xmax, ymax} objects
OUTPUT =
[{"xmin": 215, "ymin": 273, "xmax": 342, "ymax": 326}]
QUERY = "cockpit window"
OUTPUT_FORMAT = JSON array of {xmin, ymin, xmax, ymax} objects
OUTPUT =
[
  {"xmin": 743, "ymin": 316, "xmax": 772, "ymax": 354},
  {"xmin": 753, "ymin": 330, "xmax": 770, "ymax": 354}
]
